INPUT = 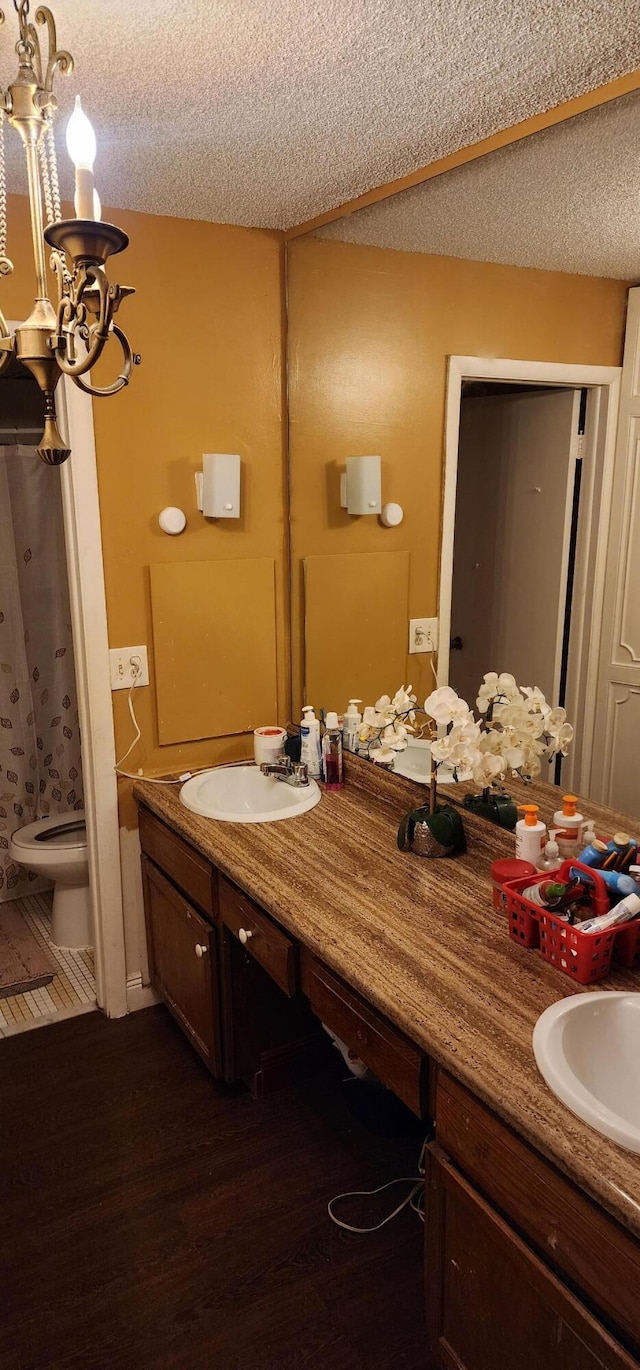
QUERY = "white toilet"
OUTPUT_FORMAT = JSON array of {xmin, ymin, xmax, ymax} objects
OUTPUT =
[{"xmin": 9, "ymin": 811, "xmax": 92, "ymax": 949}]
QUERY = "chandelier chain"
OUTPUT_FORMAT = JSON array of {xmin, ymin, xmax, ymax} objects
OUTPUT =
[
  {"xmin": 45, "ymin": 115, "xmax": 61, "ymax": 222},
  {"xmin": 38, "ymin": 116, "xmax": 54, "ymax": 223},
  {"xmin": 0, "ymin": 109, "xmax": 12, "ymax": 276},
  {"xmin": 40, "ymin": 110, "xmax": 71, "ymax": 288}
]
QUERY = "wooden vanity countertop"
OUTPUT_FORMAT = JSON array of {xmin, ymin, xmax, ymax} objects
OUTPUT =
[{"xmin": 134, "ymin": 758, "xmax": 640, "ymax": 1239}]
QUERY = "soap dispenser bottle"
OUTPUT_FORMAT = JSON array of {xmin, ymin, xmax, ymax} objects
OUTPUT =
[
  {"xmin": 343, "ymin": 699, "xmax": 362, "ymax": 752},
  {"xmin": 553, "ymin": 794, "xmax": 584, "ymax": 860},
  {"xmin": 300, "ymin": 705, "xmax": 321, "ymax": 778},
  {"xmin": 515, "ymin": 805, "xmax": 546, "ymax": 864},
  {"xmin": 322, "ymin": 711, "xmax": 343, "ymax": 790}
]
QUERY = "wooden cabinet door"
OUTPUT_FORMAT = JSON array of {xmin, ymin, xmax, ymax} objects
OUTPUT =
[
  {"xmin": 425, "ymin": 1145, "xmax": 638, "ymax": 1370},
  {"xmin": 142, "ymin": 856, "xmax": 222, "ymax": 1074},
  {"xmin": 219, "ymin": 925, "xmax": 329, "ymax": 1095}
]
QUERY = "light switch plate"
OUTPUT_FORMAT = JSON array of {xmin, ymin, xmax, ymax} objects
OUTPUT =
[
  {"xmin": 409, "ymin": 617, "xmax": 438, "ymax": 654},
  {"xmin": 109, "ymin": 645, "xmax": 149, "ymax": 690}
]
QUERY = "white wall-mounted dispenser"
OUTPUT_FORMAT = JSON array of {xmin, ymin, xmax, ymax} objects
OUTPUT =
[
  {"xmin": 340, "ymin": 455, "xmax": 382, "ymax": 516},
  {"xmin": 339, "ymin": 454, "xmax": 403, "ymax": 525},
  {"xmin": 195, "ymin": 453, "xmax": 241, "ymax": 518}
]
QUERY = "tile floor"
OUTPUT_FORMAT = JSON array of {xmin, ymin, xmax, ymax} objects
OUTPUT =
[{"xmin": 0, "ymin": 891, "xmax": 96, "ymax": 1035}]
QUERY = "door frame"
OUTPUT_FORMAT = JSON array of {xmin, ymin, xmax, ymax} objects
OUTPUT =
[
  {"xmin": 7, "ymin": 321, "xmax": 129, "ymax": 1018},
  {"xmin": 439, "ymin": 356, "xmax": 622, "ymax": 794}
]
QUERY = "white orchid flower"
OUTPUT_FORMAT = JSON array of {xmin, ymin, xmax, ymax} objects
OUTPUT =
[
  {"xmin": 372, "ymin": 743, "xmax": 398, "ymax": 765},
  {"xmin": 472, "ymin": 753, "xmax": 504, "ymax": 787},
  {"xmin": 448, "ymin": 743, "xmax": 483, "ymax": 780},
  {"xmin": 424, "ymin": 685, "xmax": 463, "ymax": 725},
  {"xmin": 545, "ymin": 722, "xmax": 574, "ymax": 756},
  {"xmin": 520, "ymin": 685, "xmax": 551, "ymax": 716},
  {"xmin": 391, "ymin": 685, "xmax": 417, "ymax": 717}
]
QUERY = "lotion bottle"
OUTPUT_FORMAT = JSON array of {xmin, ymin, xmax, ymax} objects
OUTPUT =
[
  {"xmin": 300, "ymin": 705, "xmax": 321, "ymax": 778},
  {"xmin": 553, "ymin": 794, "xmax": 584, "ymax": 859},
  {"xmin": 322, "ymin": 711, "xmax": 343, "ymax": 790},
  {"xmin": 515, "ymin": 804, "xmax": 547, "ymax": 864},
  {"xmin": 343, "ymin": 699, "xmax": 362, "ymax": 753},
  {"xmin": 536, "ymin": 838, "xmax": 561, "ymax": 874}
]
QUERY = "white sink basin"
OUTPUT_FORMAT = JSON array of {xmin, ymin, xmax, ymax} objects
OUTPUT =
[
  {"xmin": 533, "ymin": 992, "xmax": 640, "ymax": 1153},
  {"xmin": 179, "ymin": 765, "xmax": 321, "ymax": 823},
  {"xmin": 391, "ymin": 738, "xmax": 456, "ymax": 785}
]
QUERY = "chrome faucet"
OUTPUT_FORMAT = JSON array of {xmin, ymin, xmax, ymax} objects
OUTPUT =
[{"xmin": 260, "ymin": 757, "xmax": 309, "ymax": 787}]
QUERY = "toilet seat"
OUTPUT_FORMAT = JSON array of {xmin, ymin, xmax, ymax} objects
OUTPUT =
[{"xmin": 11, "ymin": 812, "xmax": 87, "ymax": 852}]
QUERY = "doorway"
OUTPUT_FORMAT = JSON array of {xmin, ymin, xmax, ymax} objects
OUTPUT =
[
  {"xmin": 1, "ymin": 336, "xmax": 128, "ymax": 1022},
  {"xmin": 439, "ymin": 357, "xmax": 622, "ymax": 796}
]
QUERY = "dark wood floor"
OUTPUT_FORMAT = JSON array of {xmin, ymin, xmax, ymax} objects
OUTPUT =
[{"xmin": 0, "ymin": 1006, "xmax": 426, "ymax": 1370}]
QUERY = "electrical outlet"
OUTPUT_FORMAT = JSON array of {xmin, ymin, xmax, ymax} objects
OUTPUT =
[
  {"xmin": 409, "ymin": 617, "xmax": 438, "ymax": 654},
  {"xmin": 109, "ymin": 645, "xmax": 149, "ymax": 691}
]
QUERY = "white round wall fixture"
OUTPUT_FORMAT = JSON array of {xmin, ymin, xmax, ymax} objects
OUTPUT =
[
  {"xmin": 380, "ymin": 502, "xmax": 404, "ymax": 527},
  {"xmin": 158, "ymin": 506, "xmax": 187, "ymax": 535}
]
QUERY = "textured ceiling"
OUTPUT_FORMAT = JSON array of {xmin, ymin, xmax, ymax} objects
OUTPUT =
[
  {"xmin": 2, "ymin": 0, "xmax": 640, "ymax": 229},
  {"xmin": 316, "ymin": 92, "xmax": 640, "ymax": 278}
]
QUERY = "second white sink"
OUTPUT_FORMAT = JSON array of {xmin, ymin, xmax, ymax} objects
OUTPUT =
[
  {"xmin": 533, "ymin": 992, "xmax": 640, "ymax": 1153},
  {"xmin": 180, "ymin": 764, "xmax": 321, "ymax": 823}
]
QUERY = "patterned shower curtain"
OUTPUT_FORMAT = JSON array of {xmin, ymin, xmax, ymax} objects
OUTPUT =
[{"xmin": 0, "ymin": 444, "xmax": 84, "ymax": 901}]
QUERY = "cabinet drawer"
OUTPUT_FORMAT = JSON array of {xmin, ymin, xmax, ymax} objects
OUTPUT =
[
  {"xmin": 139, "ymin": 806, "xmax": 214, "ymax": 917},
  {"xmin": 218, "ymin": 875, "xmax": 297, "ymax": 997},
  {"xmin": 302, "ymin": 957, "xmax": 426, "ymax": 1117},
  {"xmin": 436, "ymin": 1072, "xmax": 640, "ymax": 1351}
]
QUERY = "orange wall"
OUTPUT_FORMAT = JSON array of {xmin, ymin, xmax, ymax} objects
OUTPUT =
[
  {"xmin": 287, "ymin": 234, "xmax": 629, "ymax": 711},
  {"xmin": 3, "ymin": 196, "xmax": 288, "ymax": 830}
]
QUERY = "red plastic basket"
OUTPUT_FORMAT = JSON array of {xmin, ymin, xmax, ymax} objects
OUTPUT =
[
  {"xmin": 503, "ymin": 860, "xmax": 620, "ymax": 985},
  {"xmin": 614, "ymin": 918, "xmax": 640, "ymax": 970},
  {"xmin": 536, "ymin": 909, "xmax": 616, "ymax": 984}
]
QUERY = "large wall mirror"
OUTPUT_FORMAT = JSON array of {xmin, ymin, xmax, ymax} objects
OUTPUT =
[{"xmin": 286, "ymin": 90, "xmax": 640, "ymax": 812}]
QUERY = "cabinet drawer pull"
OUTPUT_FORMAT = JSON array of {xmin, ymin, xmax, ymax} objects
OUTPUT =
[
  {"xmin": 238, "ymin": 927, "xmax": 253, "ymax": 945},
  {"xmin": 195, "ymin": 943, "xmax": 208, "ymax": 958}
]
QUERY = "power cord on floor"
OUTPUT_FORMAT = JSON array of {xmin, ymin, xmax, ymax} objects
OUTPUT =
[{"xmin": 327, "ymin": 1137, "xmax": 426, "ymax": 1234}]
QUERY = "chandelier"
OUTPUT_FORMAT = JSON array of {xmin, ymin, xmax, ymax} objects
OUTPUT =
[{"xmin": 0, "ymin": 0, "xmax": 138, "ymax": 464}]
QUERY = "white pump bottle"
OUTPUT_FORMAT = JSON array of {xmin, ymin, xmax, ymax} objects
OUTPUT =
[{"xmin": 300, "ymin": 705, "xmax": 321, "ymax": 777}]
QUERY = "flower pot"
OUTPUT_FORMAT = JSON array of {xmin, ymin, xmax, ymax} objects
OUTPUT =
[
  {"xmin": 397, "ymin": 803, "xmax": 466, "ymax": 858},
  {"xmin": 463, "ymin": 790, "xmax": 517, "ymax": 830}
]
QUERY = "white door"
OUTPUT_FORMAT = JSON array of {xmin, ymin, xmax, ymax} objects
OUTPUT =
[
  {"xmin": 591, "ymin": 288, "xmax": 640, "ymax": 817},
  {"xmin": 449, "ymin": 388, "xmax": 581, "ymax": 707}
]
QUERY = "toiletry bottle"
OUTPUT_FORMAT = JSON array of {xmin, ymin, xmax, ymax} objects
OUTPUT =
[
  {"xmin": 322, "ymin": 711, "xmax": 343, "ymax": 790},
  {"xmin": 580, "ymin": 892, "xmax": 640, "ymax": 934},
  {"xmin": 300, "ymin": 705, "xmax": 321, "ymax": 778},
  {"xmin": 601, "ymin": 832, "xmax": 632, "ymax": 870},
  {"xmin": 343, "ymin": 699, "xmax": 362, "ymax": 753},
  {"xmin": 581, "ymin": 819, "xmax": 598, "ymax": 847},
  {"xmin": 577, "ymin": 837, "xmax": 608, "ymax": 868},
  {"xmin": 490, "ymin": 857, "xmax": 537, "ymax": 911},
  {"xmin": 521, "ymin": 878, "xmax": 572, "ymax": 909},
  {"xmin": 596, "ymin": 868, "xmax": 639, "ymax": 900},
  {"xmin": 536, "ymin": 838, "xmax": 561, "ymax": 874},
  {"xmin": 515, "ymin": 804, "xmax": 546, "ymax": 864},
  {"xmin": 553, "ymin": 795, "xmax": 584, "ymax": 859}
]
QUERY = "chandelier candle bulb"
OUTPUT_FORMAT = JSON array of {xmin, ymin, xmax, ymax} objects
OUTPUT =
[{"xmin": 66, "ymin": 97, "xmax": 98, "ymax": 220}]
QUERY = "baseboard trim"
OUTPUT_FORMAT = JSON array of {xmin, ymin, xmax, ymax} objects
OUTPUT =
[{"xmin": 126, "ymin": 975, "xmax": 160, "ymax": 1013}]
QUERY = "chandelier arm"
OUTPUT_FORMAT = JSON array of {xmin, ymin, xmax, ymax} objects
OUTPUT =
[
  {"xmin": 35, "ymin": 8, "xmax": 72, "ymax": 94},
  {"xmin": 56, "ymin": 318, "xmax": 110, "ymax": 377},
  {"xmin": 0, "ymin": 316, "xmax": 12, "ymax": 376},
  {"xmin": 54, "ymin": 263, "xmax": 111, "ymax": 375},
  {"xmin": 70, "ymin": 323, "xmax": 139, "ymax": 398}
]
